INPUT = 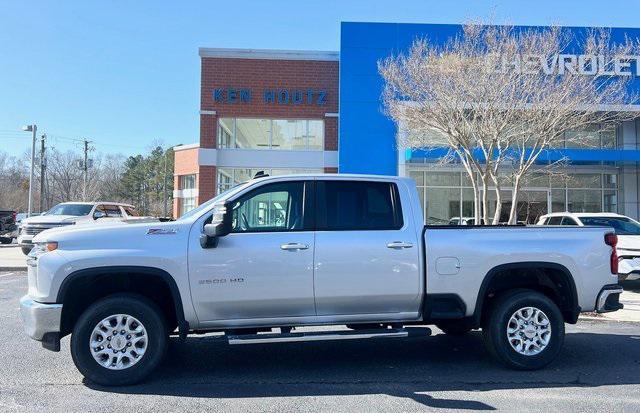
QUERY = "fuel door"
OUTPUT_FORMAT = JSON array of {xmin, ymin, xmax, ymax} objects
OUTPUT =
[{"xmin": 436, "ymin": 257, "xmax": 461, "ymax": 275}]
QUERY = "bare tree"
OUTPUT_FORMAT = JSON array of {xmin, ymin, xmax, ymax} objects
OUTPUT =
[
  {"xmin": 0, "ymin": 152, "xmax": 29, "ymax": 210},
  {"xmin": 380, "ymin": 23, "xmax": 640, "ymax": 224}
]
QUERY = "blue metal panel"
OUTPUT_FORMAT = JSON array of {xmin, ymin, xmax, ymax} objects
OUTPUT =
[
  {"xmin": 408, "ymin": 147, "xmax": 640, "ymax": 163},
  {"xmin": 339, "ymin": 22, "xmax": 640, "ymax": 175}
]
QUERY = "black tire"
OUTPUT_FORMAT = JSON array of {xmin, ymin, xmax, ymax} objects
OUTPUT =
[
  {"xmin": 21, "ymin": 246, "xmax": 32, "ymax": 255},
  {"xmin": 0, "ymin": 237, "xmax": 12, "ymax": 244},
  {"xmin": 482, "ymin": 289, "xmax": 564, "ymax": 370},
  {"xmin": 436, "ymin": 321, "xmax": 473, "ymax": 335},
  {"xmin": 70, "ymin": 294, "xmax": 168, "ymax": 386}
]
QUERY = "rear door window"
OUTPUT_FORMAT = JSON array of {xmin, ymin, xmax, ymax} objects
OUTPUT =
[
  {"xmin": 316, "ymin": 180, "xmax": 403, "ymax": 230},
  {"xmin": 547, "ymin": 216, "xmax": 563, "ymax": 225},
  {"xmin": 561, "ymin": 217, "xmax": 578, "ymax": 226}
]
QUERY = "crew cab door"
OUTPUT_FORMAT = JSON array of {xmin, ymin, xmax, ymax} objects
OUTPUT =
[
  {"xmin": 313, "ymin": 179, "xmax": 422, "ymax": 318},
  {"xmin": 188, "ymin": 180, "xmax": 316, "ymax": 322}
]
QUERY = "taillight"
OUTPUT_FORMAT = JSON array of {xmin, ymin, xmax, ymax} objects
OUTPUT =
[{"xmin": 604, "ymin": 232, "xmax": 618, "ymax": 275}]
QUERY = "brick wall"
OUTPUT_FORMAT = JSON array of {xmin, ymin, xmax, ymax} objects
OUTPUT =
[
  {"xmin": 174, "ymin": 54, "xmax": 341, "ymax": 213},
  {"xmin": 200, "ymin": 57, "xmax": 339, "ymax": 153}
]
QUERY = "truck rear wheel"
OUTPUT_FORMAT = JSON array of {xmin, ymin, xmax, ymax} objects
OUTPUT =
[
  {"xmin": 482, "ymin": 289, "xmax": 564, "ymax": 370},
  {"xmin": 70, "ymin": 294, "xmax": 168, "ymax": 386}
]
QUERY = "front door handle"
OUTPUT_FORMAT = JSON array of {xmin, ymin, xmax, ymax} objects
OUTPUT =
[
  {"xmin": 386, "ymin": 241, "xmax": 414, "ymax": 249},
  {"xmin": 281, "ymin": 243, "xmax": 309, "ymax": 251}
]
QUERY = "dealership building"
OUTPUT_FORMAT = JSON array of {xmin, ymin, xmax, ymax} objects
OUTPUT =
[{"xmin": 173, "ymin": 22, "xmax": 640, "ymax": 224}]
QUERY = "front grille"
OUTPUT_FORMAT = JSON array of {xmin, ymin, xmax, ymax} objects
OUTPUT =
[{"xmin": 23, "ymin": 223, "xmax": 72, "ymax": 235}]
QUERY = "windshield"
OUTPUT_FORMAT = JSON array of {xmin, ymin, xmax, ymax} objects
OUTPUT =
[
  {"xmin": 47, "ymin": 203, "xmax": 94, "ymax": 217},
  {"xmin": 177, "ymin": 182, "xmax": 251, "ymax": 221},
  {"xmin": 579, "ymin": 216, "xmax": 640, "ymax": 235}
]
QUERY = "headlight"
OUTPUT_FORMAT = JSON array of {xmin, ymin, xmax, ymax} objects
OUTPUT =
[{"xmin": 32, "ymin": 241, "xmax": 58, "ymax": 254}]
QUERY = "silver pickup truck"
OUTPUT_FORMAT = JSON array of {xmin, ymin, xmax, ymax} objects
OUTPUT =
[{"xmin": 20, "ymin": 174, "xmax": 623, "ymax": 385}]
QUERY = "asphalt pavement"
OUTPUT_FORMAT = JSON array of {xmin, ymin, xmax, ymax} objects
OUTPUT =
[{"xmin": 2, "ymin": 271, "xmax": 640, "ymax": 412}]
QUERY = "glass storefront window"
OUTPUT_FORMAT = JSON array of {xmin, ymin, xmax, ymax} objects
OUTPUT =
[
  {"xmin": 567, "ymin": 189, "xmax": 602, "ymax": 212},
  {"xmin": 461, "ymin": 188, "xmax": 475, "ymax": 218},
  {"xmin": 178, "ymin": 174, "xmax": 197, "ymax": 215},
  {"xmin": 409, "ymin": 170, "xmax": 425, "ymax": 186},
  {"xmin": 236, "ymin": 119, "xmax": 271, "ymax": 149},
  {"xmin": 521, "ymin": 173, "xmax": 549, "ymax": 188},
  {"xmin": 565, "ymin": 125, "xmax": 600, "ymax": 149},
  {"xmin": 604, "ymin": 190, "xmax": 618, "ymax": 213},
  {"xmin": 425, "ymin": 188, "xmax": 460, "ymax": 225},
  {"xmin": 604, "ymin": 173, "xmax": 618, "ymax": 189},
  {"xmin": 307, "ymin": 120, "xmax": 324, "ymax": 150},
  {"xmin": 601, "ymin": 129, "xmax": 617, "ymax": 149},
  {"xmin": 425, "ymin": 172, "xmax": 460, "ymax": 187},
  {"xmin": 568, "ymin": 174, "xmax": 602, "ymax": 188},
  {"xmin": 180, "ymin": 174, "xmax": 196, "ymax": 190},
  {"xmin": 408, "ymin": 167, "xmax": 619, "ymax": 223},
  {"xmin": 218, "ymin": 118, "xmax": 324, "ymax": 150},
  {"xmin": 551, "ymin": 189, "xmax": 566, "ymax": 212},
  {"xmin": 180, "ymin": 197, "xmax": 196, "ymax": 215},
  {"xmin": 272, "ymin": 119, "xmax": 307, "ymax": 150},
  {"xmin": 218, "ymin": 118, "xmax": 234, "ymax": 148},
  {"xmin": 216, "ymin": 167, "xmax": 323, "ymax": 195}
]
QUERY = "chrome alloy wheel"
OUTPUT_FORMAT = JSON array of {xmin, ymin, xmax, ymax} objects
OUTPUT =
[
  {"xmin": 89, "ymin": 314, "xmax": 148, "ymax": 370},
  {"xmin": 506, "ymin": 307, "xmax": 551, "ymax": 356}
]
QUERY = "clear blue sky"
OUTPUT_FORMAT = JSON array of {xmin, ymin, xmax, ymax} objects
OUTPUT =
[{"xmin": 1, "ymin": 0, "xmax": 638, "ymax": 158}]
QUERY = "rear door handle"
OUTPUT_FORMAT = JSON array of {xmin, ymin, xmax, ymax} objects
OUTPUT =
[
  {"xmin": 386, "ymin": 241, "xmax": 414, "ymax": 249},
  {"xmin": 281, "ymin": 243, "xmax": 309, "ymax": 251}
]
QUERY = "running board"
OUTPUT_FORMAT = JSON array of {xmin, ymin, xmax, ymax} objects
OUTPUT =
[{"xmin": 226, "ymin": 327, "xmax": 431, "ymax": 345}]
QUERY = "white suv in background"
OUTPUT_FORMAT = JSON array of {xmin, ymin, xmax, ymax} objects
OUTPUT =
[
  {"xmin": 18, "ymin": 202, "xmax": 150, "ymax": 255},
  {"xmin": 537, "ymin": 212, "xmax": 640, "ymax": 281}
]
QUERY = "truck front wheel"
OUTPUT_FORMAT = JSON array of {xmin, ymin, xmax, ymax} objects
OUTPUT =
[
  {"xmin": 70, "ymin": 294, "xmax": 168, "ymax": 386},
  {"xmin": 482, "ymin": 289, "xmax": 564, "ymax": 370}
]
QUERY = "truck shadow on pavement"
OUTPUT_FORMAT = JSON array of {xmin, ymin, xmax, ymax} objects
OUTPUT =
[{"xmin": 88, "ymin": 329, "xmax": 640, "ymax": 410}]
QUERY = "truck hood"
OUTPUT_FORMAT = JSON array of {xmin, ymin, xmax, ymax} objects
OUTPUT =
[
  {"xmin": 32, "ymin": 220, "xmax": 186, "ymax": 250},
  {"xmin": 21, "ymin": 215, "xmax": 85, "ymax": 225}
]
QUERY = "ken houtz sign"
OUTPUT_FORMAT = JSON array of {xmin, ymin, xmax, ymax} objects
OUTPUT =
[
  {"xmin": 491, "ymin": 54, "xmax": 640, "ymax": 76},
  {"xmin": 213, "ymin": 88, "xmax": 327, "ymax": 105}
]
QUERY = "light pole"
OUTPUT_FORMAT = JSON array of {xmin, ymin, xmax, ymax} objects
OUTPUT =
[{"xmin": 22, "ymin": 124, "xmax": 37, "ymax": 217}]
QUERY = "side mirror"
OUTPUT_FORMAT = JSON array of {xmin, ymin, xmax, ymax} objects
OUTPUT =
[
  {"xmin": 203, "ymin": 222, "xmax": 229, "ymax": 237},
  {"xmin": 200, "ymin": 203, "xmax": 232, "ymax": 249},
  {"xmin": 93, "ymin": 211, "xmax": 106, "ymax": 220}
]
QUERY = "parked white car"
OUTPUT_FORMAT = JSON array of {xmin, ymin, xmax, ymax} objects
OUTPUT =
[
  {"xmin": 537, "ymin": 212, "xmax": 640, "ymax": 281},
  {"xmin": 18, "ymin": 202, "xmax": 151, "ymax": 255}
]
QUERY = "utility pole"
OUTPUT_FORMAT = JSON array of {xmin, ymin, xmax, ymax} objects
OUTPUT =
[
  {"xmin": 82, "ymin": 139, "xmax": 90, "ymax": 201},
  {"xmin": 22, "ymin": 124, "xmax": 37, "ymax": 217},
  {"xmin": 39, "ymin": 134, "xmax": 46, "ymax": 212}
]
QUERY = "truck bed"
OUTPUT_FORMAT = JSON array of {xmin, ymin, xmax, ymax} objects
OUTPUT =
[{"xmin": 423, "ymin": 225, "xmax": 616, "ymax": 316}]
